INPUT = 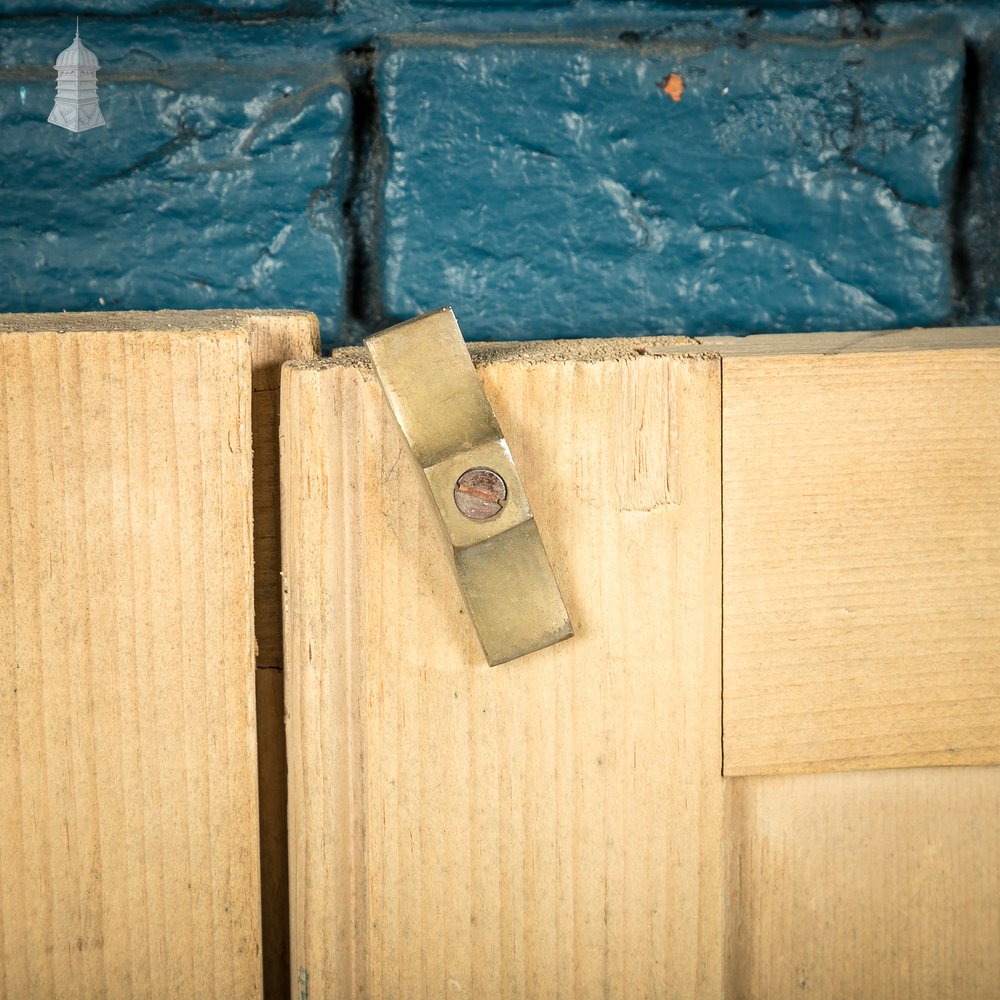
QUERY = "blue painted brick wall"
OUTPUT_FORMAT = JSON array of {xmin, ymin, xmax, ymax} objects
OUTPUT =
[
  {"xmin": 0, "ymin": 22, "xmax": 350, "ymax": 339},
  {"xmin": 1, "ymin": 2, "xmax": 999, "ymax": 347},
  {"xmin": 377, "ymin": 28, "xmax": 963, "ymax": 339}
]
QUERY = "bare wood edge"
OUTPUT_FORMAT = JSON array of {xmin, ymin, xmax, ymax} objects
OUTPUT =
[
  {"xmin": 294, "ymin": 334, "xmax": 693, "ymax": 376},
  {"xmin": 243, "ymin": 313, "xmax": 321, "ymax": 391},
  {"xmin": 724, "ymin": 748, "xmax": 1000, "ymax": 779},
  {"xmin": 243, "ymin": 312, "xmax": 318, "ymax": 1000},
  {"xmin": 0, "ymin": 308, "xmax": 318, "ymax": 338},
  {"xmin": 293, "ymin": 327, "xmax": 1000, "ymax": 384},
  {"xmin": 0, "ymin": 308, "xmax": 320, "ymax": 385},
  {"xmin": 648, "ymin": 325, "xmax": 1000, "ymax": 357}
]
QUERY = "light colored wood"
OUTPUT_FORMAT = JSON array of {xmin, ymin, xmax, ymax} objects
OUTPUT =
[
  {"xmin": 725, "ymin": 767, "xmax": 1000, "ymax": 999},
  {"xmin": 722, "ymin": 346, "xmax": 1000, "ymax": 775},
  {"xmin": 0, "ymin": 311, "xmax": 317, "ymax": 1000},
  {"xmin": 281, "ymin": 345, "xmax": 725, "ymax": 998},
  {"xmin": 715, "ymin": 329, "xmax": 1000, "ymax": 995},
  {"xmin": 0, "ymin": 308, "xmax": 320, "ymax": 673},
  {"xmin": 0, "ymin": 317, "xmax": 258, "ymax": 998},
  {"xmin": 649, "ymin": 325, "xmax": 1000, "ymax": 357},
  {"xmin": 0, "ymin": 310, "xmax": 317, "ymax": 1000}
]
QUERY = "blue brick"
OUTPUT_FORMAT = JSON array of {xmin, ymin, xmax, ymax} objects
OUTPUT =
[
  {"xmin": 409, "ymin": 0, "xmax": 570, "ymax": 7},
  {"xmin": 0, "ymin": 1, "xmax": 323, "ymax": 13},
  {"xmin": 0, "ymin": 24, "xmax": 350, "ymax": 342},
  {"xmin": 377, "ymin": 27, "xmax": 964, "ymax": 339}
]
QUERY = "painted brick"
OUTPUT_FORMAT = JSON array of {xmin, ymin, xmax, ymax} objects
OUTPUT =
[
  {"xmin": 0, "ymin": 25, "xmax": 349, "ymax": 341},
  {"xmin": 377, "ymin": 27, "xmax": 964, "ymax": 339},
  {"xmin": 1, "ymin": 1, "xmax": 320, "ymax": 13},
  {"xmin": 410, "ymin": 0, "xmax": 570, "ymax": 6}
]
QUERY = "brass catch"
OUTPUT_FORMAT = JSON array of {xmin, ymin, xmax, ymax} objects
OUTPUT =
[{"xmin": 365, "ymin": 308, "xmax": 574, "ymax": 666}]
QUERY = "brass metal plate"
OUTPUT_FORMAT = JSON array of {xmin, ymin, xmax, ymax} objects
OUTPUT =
[{"xmin": 365, "ymin": 308, "xmax": 573, "ymax": 665}]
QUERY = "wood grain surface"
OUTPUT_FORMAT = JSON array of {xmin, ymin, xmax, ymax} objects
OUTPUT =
[
  {"xmin": 0, "ymin": 310, "xmax": 317, "ymax": 1000},
  {"xmin": 721, "ymin": 344, "xmax": 1000, "ymax": 775},
  {"xmin": 725, "ymin": 767, "xmax": 1000, "ymax": 1000},
  {"xmin": 284, "ymin": 329, "xmax": 1000, "ymax": 999},
  {"xmin": 0, "ymin": 317, "xmax": 259, "ymax": 998},
  {"xmin": 245, "ymin": 311, "xmax": 320, "ymax": 671},
  {"xmin": 281, "ymin": 342, "xmax": 725, "ymax": 999}
]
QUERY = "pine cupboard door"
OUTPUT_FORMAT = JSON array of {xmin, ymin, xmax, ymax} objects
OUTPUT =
[
  {"xmin": 281, "ymin": 340, "xmax": 725, "ymax": 999},
  {"xmin": 711, "ymin": 329, "xmax": 1000, "ymax": 1000},
  {"xmin": 281, "ymin": 328, "xmax": 1000, "ymax": 1000},
  {"xmin": 0, "ymin": 310, "xmax": 317, "ymax": 1000}
]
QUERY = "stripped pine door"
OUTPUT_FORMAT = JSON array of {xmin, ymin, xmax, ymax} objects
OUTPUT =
[
  {"xmin": 709, "ymin": 329, "xmax": 1000, "ymax": 1000},
  {"xmin": 281, "ymin": 341, "xmax": 725, "ymax": 998},
  {"xmin": 282, "ymin": 329, "xmax": 1000, "ymax": 999},
  {"xmin": 0, "ymin": 310, "xmax": 317, "ymax": 1000}
]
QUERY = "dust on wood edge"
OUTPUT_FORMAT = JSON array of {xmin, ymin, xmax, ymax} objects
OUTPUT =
[
  {"xmin": 0, "ymin": 308, "xmax": 318, "ymax": 337},
  {"xmin": 289, "ymin": 336, "xmax": 698, "ymax": 378},
  {"xmin": 650, "ymin": 326, "xmax": 1000, "ymax": 358}
]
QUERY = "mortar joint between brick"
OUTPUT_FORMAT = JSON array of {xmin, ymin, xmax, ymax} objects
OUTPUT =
[{"xmin": 339, "ymin": 41, "xmax": 388, "ymax": 348}]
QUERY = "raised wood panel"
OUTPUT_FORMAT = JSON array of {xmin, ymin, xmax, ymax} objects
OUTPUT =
[
  {"xmin": 281, "ymin": 342, "xmax": 725, "ymax": 999},
  {"xmin": 721, "ymin": 344, "xmax": 1000, "ymax": 775},
  {"xmin": 725, "ymin": 767, "xmax": 1000, "ymax": 1000}
]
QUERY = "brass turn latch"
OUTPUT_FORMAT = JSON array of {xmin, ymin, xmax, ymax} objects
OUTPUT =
[{"xmin": 365, "ymin": 308, "xmax": 574, "ymax": 666}]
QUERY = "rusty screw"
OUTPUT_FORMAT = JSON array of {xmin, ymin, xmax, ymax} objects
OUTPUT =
[{"xmin": 454, "ymin": 467, "xmax": 507, "ymax": 521}]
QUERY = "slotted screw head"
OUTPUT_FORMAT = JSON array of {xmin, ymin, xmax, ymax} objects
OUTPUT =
[{"xmin": 454, "ymin": 467, "xmax": 507, "ymax": 521}]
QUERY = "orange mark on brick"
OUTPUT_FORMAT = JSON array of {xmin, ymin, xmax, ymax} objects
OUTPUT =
[{"xmin": 658, "ymin": 73, "xmax": 684, "ymax": 102}]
